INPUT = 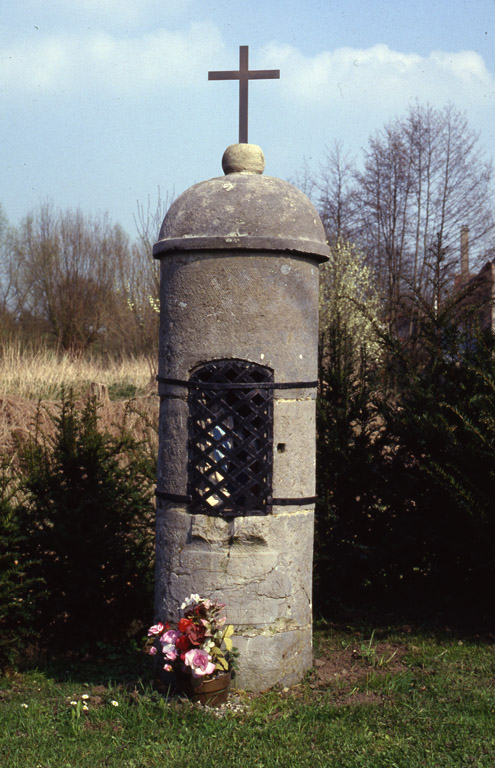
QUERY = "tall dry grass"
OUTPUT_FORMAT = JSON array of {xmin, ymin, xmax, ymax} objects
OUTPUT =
[{"xmin": 0, "ymin": 339, "xmax": 156, "ymax": 401}]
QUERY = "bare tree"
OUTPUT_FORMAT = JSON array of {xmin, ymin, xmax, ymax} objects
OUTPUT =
[
  {"xmin": 289, "ymin": 156, "xmax": 318, "ymax": 200},
  {"xmin": 119, "ymin": 189, "xmax": 173, "ymax": 358},
  {"xmin": 352, "ymin": 103, "xmax": 495, "ymax": 327},
  {"xmin": 10, "ymin": 204, "xmax": 132, "ymax": 354},
  {"xmin": 313, "ymin": 105, "xmax": 495, "ymax": 333},
  {"xmin": 316, "ymin": 141, "xmax": 357, "ymax": 246},
  {"xmin": 0, "ymin": 205, "xmax": 16, "ymax": 332}
]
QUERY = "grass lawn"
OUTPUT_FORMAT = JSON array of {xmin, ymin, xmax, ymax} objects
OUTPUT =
[{"xmin": 1, "ymin": 624, "xmax": 495, "ymax": 768}]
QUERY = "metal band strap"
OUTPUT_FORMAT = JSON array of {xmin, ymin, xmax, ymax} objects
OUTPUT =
[
  {"xmin": 156, "ymin": 376, "xmax": 318, "ymax": 390},
  {"xmin": 155, "ymin": 490, "xmax": 191, "ymax": 503},
  {"xmin": 155, "ymin": 490, "xmax": 316, "ymax": 506},
  {"xmin": 269, "ymin": 496, "xmax": 317, "ymax": 505}
]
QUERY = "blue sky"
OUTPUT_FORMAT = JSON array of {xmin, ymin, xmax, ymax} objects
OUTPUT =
[{"xmin": 1, "ymin": 0, "xmax": 494, "ymax": 238}]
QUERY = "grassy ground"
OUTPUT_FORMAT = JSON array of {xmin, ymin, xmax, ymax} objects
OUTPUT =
[
  {"xmin": 0, "ymin": 340, "xmax": 159, "ymax": 455},
  {"xmin": 2, "ymin": 624, "xmax": 495, "ymax": 768},
  {"xmin": 0, "ymin": 340, "xmax": 154, "ymax": 401}
]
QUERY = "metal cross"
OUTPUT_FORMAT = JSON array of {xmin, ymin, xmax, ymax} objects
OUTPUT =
[{"xmin": 208, "ymin": 45, "xmax": 280, "ymax": 144}]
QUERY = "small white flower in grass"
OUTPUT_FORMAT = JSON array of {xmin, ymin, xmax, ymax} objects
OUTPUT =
[
  {"xmin": 82, "ymin": 704, "xmax": 89, "ymax": 712},
  {"xmin": 111, "ymin": 700, "xmax": 119, "ymax": 707},
  {"xmin": 70, "ymin": 701, "xmax": 77, "ymax": 706},
  {"xmin": 21, "ymin": 703, "xmax": 28, "ymax": 709},
  {"xmin": 81, "ymin": 694, "xmax": 89, "ymax": 700}
]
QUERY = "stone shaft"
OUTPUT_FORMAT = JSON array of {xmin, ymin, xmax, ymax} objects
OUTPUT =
[{"xmin": 154, "ymin": 144, "xmax": 328, "ymax": 690}]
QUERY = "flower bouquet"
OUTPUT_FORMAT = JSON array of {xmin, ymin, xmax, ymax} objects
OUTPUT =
[{"xmin": 146, "ymin": 594, "xmax": 236, "ymax": 705}]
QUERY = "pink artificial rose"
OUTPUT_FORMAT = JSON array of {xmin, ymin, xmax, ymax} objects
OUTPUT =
[
  {"xmin": 160, "ymin": 629, "xmax": 181, "ymax": 645},
  {"xmin": 147, "ymin": 622, "xmax": 165, "ymax": 637},
  {"xmin": 164, "ymin": 663, "xmax": 173, "ymax": 672},
  {"xmin": 149, "ymin": 646, "xmax": 158, "ymax": 656},
  {"xmin": 161, "ymin": 644, "xmax": 178, "ymax": 661},
  {"xmin": 183, "ymin": 648, "xmax": 216, "ymax": 678}
]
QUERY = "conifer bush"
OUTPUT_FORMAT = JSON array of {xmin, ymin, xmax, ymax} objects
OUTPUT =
[
  {"xmin": 379, "ymin": 313, "xmax": 495, "ymax": 619},
  {"xmin": 316, "ymin": 287, "xmax": 495, "ymax": 625},
  {"xmin": 0, "ymin": 458, "xmax": 43, "ymax": 668},
  {"xmin": 315, "ymin": 322, "xmax": 386, "ymax": 613},
  {"xmin": 16, "ymin": 393, "xmax": 155, "ymax": 652},
  {"xmin": 315, "ymin": 239, "xmax": 388, "ymax": 614}
]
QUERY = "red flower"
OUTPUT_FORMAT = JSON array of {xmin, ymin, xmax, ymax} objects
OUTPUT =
[
  {"xmin": 185, "ymin": 623, "xmax": 206, "ymax": 646},
  {"xmin": 178, "ymin": 618, "xmax": 193, "ymax": 633},
  {"xmin": 175, "ymin": 634, "xmax": 192, "ymax": 652}
]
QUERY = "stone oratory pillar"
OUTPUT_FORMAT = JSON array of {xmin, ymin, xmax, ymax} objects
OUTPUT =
[{"xmin": 153, "ymin": 143, "xmax": 329, "ymax": 691}]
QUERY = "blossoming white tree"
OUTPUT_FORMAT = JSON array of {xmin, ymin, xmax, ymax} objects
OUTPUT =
[{"xmin": 319, "ymin": 239, "xmax": 383, "ymax": 366}]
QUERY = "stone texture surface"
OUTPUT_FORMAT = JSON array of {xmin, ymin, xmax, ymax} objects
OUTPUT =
[
  {"xmin": 155, "ymin": 505, "xmax": 315, "ymax": 690},
  {"xmin": 273, "ymin": 398, "xmax": 316, "ymax": 499},
  {"xmin": 153, "ymin": 172, "xmax": 329, "ymax": 259},
  {"xmin": 222, "ymin": 143, "xmax": 265, "ymax": 175},
  {"xmin": 158, "ymin": 252, "xmax": 319, "ymax": 382},
  {"xmin": 154, "ymin": 146, "xmax": 328, "ymax": 691},
  {"xmin": 233, "ymin": 629, "xmax": 313, "ymax": 690},
  {"xmin": 156, "ymin": 253, "xmax": 319, "ymax": 501},
  {"xmin": 156, "ymin": 394, "xmax": 188, "ymax": 496}
]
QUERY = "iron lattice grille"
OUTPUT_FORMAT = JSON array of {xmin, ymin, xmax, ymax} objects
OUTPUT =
[{"xmin": 188, "ymin": 360, "xmax": 273, "ymax": 515}]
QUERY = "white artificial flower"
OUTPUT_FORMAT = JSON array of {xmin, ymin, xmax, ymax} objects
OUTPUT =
[{"xmin": 181, "ymin": 593, "xmax": 201, "ymax": 609}]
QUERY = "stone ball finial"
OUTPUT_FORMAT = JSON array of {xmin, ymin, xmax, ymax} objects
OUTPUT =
[{"xmin": 222, "ymin": 143, "xmax": 265, "ymax": 175}]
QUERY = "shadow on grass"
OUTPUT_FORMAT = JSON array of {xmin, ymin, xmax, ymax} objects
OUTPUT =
[
  {"xmin": 12, "ymin": 599, "xmax": 495, "ymax": 695},
  {"xmin": 18, "ymin": 646, "xmax": 156, "ymax": 689},
  {"xmin": 314, "ymin": 601, "xmax": 495, "ymax": 644}
]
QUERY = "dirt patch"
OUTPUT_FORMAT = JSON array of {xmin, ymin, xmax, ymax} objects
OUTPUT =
[
  {"xmin": 304, "ymin": 634, "xmax": 410, "ymax": 707},
  {"xmin": 312, "ymin": 642, "xmax": 407, "ymax": 689}
]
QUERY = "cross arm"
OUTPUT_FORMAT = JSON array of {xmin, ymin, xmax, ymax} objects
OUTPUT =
[
  {"xmin": 208, "ymin": 69, "xmax": 280, "ymax": 81},
  {"xmin": 246, "ymin": 70, "xmax": 280, "ymax": 80},
  {"xmin": 208, "ymin": 71, "xmax": 242, "ymax": 80}
]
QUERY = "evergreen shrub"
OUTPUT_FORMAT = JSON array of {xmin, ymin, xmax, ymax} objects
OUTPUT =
[
  {"xmin": 316, "ymin": 296, "xmax": 495, "ymax": 625},
  {"xmin": 315, "ymin": 321, "xmax": 387, "ymax": 615},
  {"xmin": 16, "ymin": 392, "xmax": 155, "ymax": 652},
  {"xmin": 380, "ymin": 312, "xmax": 495, "ymax": 620},
  {"xmin": 0, "ymin": 458, "xmax": 44, "ymax": 668}
]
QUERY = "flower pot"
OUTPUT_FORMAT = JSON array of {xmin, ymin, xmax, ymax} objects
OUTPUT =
[{"xmin": 176, "ymin": 670, "xmax": 231, "ymax": 707}]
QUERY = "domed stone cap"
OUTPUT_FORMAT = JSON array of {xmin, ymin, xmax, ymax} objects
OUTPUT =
[{"xmin": 153, "ymin": 145, "xmax": 329, "ymax": 261}]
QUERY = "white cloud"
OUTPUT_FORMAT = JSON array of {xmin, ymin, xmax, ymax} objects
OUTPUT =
[
  {"xmin": 260, "ymin": 42, "xmax": 495, "ymax": 109},
  {"xmin": 3, "ymin": 26, "xmax": 492, "ymax": 113},
  {"xmin": 0, "ymin": 22, "xmax": 223, "ymax": 97},
  {"xmin": 430, "ymin": 50, "xmax": 490, "ymax": 83}
]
